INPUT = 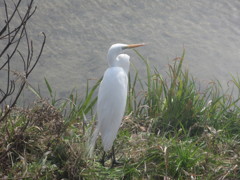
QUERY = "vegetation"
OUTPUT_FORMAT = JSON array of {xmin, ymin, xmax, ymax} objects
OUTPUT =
[
  {"xmin": 0, "ymin": 1, "xmax": 239, "ymax": 179},
  {"xmin": 0, "ymin": 0, "xmax": 46, "ymax": 121},
  {"xmin": 1, "ymin": 50, "xmax": 240, "ymax": 179}
]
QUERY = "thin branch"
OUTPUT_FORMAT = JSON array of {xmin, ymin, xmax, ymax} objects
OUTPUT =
[
  {"xmin": 27, "ymin": 32, "xmax": 46, "ymax": 77},
  {"xmin": 0, "ymin": 0, "xmax": 22, "ymax": 36},
  {"xmin": 0, "ymin": 0, "xmax": 46, "ymax": 122}
]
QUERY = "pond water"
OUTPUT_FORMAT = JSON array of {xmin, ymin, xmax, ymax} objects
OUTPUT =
[{"xmin": 1, "ymin": 0, "xmax": 240, "ymax": 100}]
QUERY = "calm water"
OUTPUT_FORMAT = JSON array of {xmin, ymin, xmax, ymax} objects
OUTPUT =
[{"xmin": 1, "ymin": 0, "xmax": 240, "ymax": 99}]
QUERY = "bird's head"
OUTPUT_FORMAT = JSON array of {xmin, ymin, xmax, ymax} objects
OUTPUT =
[{"xmin": 107, "ymin": 43, "xmax": 144, "ymax": 66}]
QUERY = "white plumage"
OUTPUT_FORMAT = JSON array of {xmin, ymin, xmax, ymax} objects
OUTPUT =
[
  {"xmin": 89, "ymin": 43, "xmax": 144, "ymax": 157},
  {"xmin": 98, "ymin": 54, "xmax": 129, "ymax": 151}
]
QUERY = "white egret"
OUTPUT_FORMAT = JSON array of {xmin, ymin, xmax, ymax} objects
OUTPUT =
[{"xmin": 89, "ymin": 43, "xmax": 144, "ymax": 166}]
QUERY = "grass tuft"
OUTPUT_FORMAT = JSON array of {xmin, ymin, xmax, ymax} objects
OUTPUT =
[{"xmin": 1, "ymin": 51, "xmax": 240, "ymax": 179}]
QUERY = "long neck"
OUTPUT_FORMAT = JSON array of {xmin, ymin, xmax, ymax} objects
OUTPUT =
[
  {"xmin": 107, "ymin": 52, "xmax": 118, "ymax": 67},
  {"xmin": 107, "ymin": 45, "xmax": 123, "ymax": 67}
]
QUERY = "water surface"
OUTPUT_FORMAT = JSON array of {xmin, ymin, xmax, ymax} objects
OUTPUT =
[{"xmin": 1, "ymin": 0, "xmax": 240, "ymax": 99}]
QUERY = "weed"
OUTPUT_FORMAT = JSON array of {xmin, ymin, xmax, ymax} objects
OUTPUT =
[{"xmin": 1, "ymin": 52, "xmax": 240, "ymax": 179}]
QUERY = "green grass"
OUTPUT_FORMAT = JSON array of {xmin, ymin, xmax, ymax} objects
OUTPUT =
[{"xmin": 0, "ymin": 51, "xmax": 240, "ymax": 179}]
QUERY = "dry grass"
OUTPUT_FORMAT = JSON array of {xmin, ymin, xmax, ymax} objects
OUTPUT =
[
  {"xmin": 0, "ymin": 100, "xmax": 64, "ymax": 178},
  {"xmin": 0, "ymin": 53, "xmax": 240, "ymax": 179}
]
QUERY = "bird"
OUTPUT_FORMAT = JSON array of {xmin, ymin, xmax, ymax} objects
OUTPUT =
[{"xmin": 89, "ymin": 43, "xmax": 144, "ymax": 167}]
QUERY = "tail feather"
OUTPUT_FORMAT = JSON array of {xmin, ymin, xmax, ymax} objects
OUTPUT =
[{"xmin": 88, "ymin": 127, "xmax": 99, "ymax": 157}]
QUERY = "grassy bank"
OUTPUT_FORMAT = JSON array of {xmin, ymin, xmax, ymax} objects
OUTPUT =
[{"xmin": 0, "ymin": 52, "xmax": 239, "ymax": 179}]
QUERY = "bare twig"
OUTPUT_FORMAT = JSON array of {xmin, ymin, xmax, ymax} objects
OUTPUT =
[{"xmin": 0, "ymin": 0, "xmax": 46, "ymax": 122}]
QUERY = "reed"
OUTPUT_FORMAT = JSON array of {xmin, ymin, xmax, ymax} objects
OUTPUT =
[{"xmin": 1, "ymin": 52, "xmax": 239, "ymax": 179}]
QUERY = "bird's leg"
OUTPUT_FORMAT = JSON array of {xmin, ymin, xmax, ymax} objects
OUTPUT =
[
  {"xmin": 99, "ymin": 151, "xmax": 106, "ymax": 166},
  {"xmin": 111, "ymin": 145, "xmax": 122, "ymax": 168}
]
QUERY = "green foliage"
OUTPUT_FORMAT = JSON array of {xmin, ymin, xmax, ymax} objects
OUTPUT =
[
  {"xmin": 1, "ymin": 51, "xmax": 240, "ymax": 179},
  {"xmin": 129, "ymin": 50, "xmax": 240, "ymax": 137}
]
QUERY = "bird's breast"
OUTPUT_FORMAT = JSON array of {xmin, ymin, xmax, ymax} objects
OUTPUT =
[
  {"xmin": 103, "ymin": 67, "xmax": 128, "ymax": 87},
  {"xmin": 97, "ymin": 67, "xmax": 128, "ymax": 108}
]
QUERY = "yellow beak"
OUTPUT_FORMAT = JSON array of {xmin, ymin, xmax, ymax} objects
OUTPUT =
[{"xmin": 126, "ymin": 43, "xmax": 145, "ymax": 49}]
